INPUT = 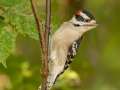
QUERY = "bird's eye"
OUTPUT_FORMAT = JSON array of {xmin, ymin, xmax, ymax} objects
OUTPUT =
[
  {"xmin": 75, "ymin": 15, "xmax": 84, "ymax": 21},
  {"xmin": 84, "ymin": 19, "xmax": 90, "ymax": 22}
]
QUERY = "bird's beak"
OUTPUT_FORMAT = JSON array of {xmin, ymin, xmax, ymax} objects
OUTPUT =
[{"xmin": 86, "ymin": 20, "xmax": 98, "ymax": 26}]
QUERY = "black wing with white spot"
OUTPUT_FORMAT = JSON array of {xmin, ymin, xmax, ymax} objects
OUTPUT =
[{"xmin": 64, "ymin": 36, "xmax": 83, "ymax": 70}]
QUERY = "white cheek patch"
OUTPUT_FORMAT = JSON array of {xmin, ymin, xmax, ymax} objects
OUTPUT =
[{"xmin": 71, "ymin": 17, "xmax": 85, "ymax": 26}]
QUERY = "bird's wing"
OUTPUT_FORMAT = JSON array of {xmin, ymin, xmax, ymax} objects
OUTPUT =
[{"xmin": 64, "ymin": 36, "xmax": 83, "ymax": 70}]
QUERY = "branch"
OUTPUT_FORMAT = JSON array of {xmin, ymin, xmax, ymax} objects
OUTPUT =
[
  {"xmin": 45, "ymin": 0, "xmax": 51, "ymax": 80},
  {"xmin": 41, "ymin": 0, "xmax": 51, "ymax": 89},
  {"xmin": 30, "ymin": 0, "xmax": 44, "ymax": 49},
  {"xmin": 30, "ymin": 0, "xmax": 51, "ymax": 90},
  {"xmin": 30, "ymin": 0, "xmax": 47, "ymax": 89}
]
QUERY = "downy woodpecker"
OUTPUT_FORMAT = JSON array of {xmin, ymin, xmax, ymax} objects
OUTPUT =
[{"xmin": 47, "ymin": 10, "xmax": 97, "ymax": 90}]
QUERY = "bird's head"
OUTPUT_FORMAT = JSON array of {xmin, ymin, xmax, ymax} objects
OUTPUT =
[{"xmin": 70, "ymin": 10, "xmax": 97, "ymax": 33}]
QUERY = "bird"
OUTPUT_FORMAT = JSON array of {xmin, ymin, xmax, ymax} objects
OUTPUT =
[{"xmin": 47, "ymin": 9, "xmax": 97, "ymax": 90}]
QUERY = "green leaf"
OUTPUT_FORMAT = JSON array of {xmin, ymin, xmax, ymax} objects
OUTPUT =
[
  {"xmin": 1, "ymin": 0, "xmax": 39, "ymax": 40},
  {"xmin": 0, "ymin": 24, "xmax": 17, "ymax": 67},
  {"xmin": 0, "ymin": 0, "xmax": 40, "ymax": 66},
  {"xmin": 8, "ymin": 14, "xmax": 39, "ymax": 40},
  {"xmin": 0, "ymin": 0, "xmax": 26, "ymax": 7}
]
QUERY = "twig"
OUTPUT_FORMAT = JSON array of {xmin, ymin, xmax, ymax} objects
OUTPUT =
[
  {"xmin": 45, "ymin": 0, "xmax": 51, "ymax": 82},
  {"xmin": 41, "ymin": 0, "xmax": 51, "ymax": 89},
  {"xmin": 30, "ymin": 0, "xmax": 51, "ymax": 90},
  {"xmin": 30, "ymin": 0, "xmax": 45, "ymax": 49},
  {"xmin": 30, "ymin": 0, "xmax": 46, "ymax": 89}
]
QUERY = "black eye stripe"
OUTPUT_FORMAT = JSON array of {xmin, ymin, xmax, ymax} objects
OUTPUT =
[
  {"xmin": 75, "ymin": 15, "xmax": 91, "ymax": 22},
  {"xmin": 75, "ymin": 15, "xmax": 84, "ymax": 21}
]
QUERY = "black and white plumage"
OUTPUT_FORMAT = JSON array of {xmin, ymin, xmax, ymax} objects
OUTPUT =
[
  {"xmin": 47, "ymin": 10, "xmax": 97, "ymax": 90},
  {"xmin": 65, "ymin": 36, "xmax": 83, "ymax": 70}
]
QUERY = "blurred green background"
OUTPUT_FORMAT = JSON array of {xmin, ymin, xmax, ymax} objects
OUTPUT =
[{"xmin": 0, "ymin": 0, "xmax": 120, "ymax": 90}]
